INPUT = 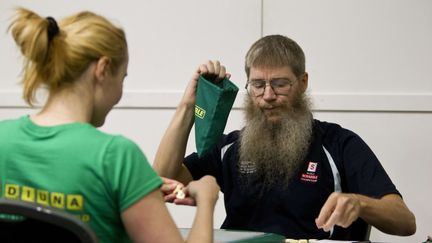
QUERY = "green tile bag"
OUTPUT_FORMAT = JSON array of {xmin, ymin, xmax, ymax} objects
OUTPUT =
[{"xmin": 195, "ymin": 75, "xmax": 239, "ymax": 157}]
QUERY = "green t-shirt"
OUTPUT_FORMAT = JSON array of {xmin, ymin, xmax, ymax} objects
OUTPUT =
[{"xmin": 0, "ymin": 116, "xmax": 163, "ymax": 242}]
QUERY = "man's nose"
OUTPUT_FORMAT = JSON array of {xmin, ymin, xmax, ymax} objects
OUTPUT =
[{"xmin": 262, "ymin": 84, "xmax": 277, "ymax": 100}]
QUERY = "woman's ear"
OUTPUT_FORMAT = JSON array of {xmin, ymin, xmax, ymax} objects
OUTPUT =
[{"xmin": 94, "ymin": 56, "xmax": 111, "ymax": 82}]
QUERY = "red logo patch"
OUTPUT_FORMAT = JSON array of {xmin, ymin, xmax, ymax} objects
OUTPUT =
[
  {"xmin": 301, "ymin": 173, "xmax": 318, "ymax": 182},
  {"xmin": 301, "ymin": 161, "xmax": 319, "ymax": 183}
]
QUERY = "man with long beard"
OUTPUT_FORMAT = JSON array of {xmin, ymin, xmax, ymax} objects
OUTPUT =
[
  {"xmin": 239, "ymin": 76, "xmax": 313, "ymax": 190},
  {"xmin": 154, "ymin": 35, "xmax": 416, "ymax": 240}
]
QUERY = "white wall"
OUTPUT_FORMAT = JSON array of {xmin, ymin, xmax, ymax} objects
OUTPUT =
[{"xmin": 0, "ymin": 0, "xmax": 431, "ymax": 242}]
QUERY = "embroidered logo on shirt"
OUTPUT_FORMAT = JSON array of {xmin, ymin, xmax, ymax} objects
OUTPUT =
[
  {"xmin": 301, "ymin": 161, "xmax": 319, "ymax": 183},
  {"xmin": 238, "ymin": 161, "xmax": 257, "ymax": 174}
]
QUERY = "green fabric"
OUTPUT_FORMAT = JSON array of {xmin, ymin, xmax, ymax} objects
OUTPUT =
[
  {"xmin": 0, "ymin": 116, "xmax": 163, "ymax": 243},
  {"xmin": 195, "ymin": 75, "xmax": 239, "ymax": 157}
]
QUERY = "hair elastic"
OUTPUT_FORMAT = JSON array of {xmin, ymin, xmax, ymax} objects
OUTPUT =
[{"xmin": 46, "ymin": 16, "xmax": 59, "ymax": 42}]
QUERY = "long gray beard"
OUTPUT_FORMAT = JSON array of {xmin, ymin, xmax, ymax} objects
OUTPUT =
[{"xmin": 239, "ymin": 92, "xmax": 313, "ymax": 190}]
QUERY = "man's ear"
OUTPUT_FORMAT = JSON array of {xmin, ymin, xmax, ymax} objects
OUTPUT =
[
  {"xmin": 94, "ymin": 56, "xmax": 111, "ymax": 82},
  {"xmin": 300, "ymin": 72, "xmax": 308, "ymax": 93}
]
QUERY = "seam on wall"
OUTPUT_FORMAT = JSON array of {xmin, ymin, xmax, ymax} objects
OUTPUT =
[
  {"xmin": 1, "ymin": 90, "xmax": 432, "ymax": 112},
  {"xmin": 260, "ymin": 0, "xmax": 264, "ymax": 37}
]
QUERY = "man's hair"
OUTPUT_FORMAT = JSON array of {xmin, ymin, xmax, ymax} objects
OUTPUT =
[
  {"xmin": 9, "ymin": 8, "xmax": 127, "ymax": 106},
  {"xmin": 245, "ymin": 35, "xmax": 305, "ymax": 78}
]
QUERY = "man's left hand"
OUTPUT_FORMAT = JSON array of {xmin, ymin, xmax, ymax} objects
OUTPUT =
[{"xmin": 315, "ymin": 192, "xmax": 362, "ymax": 232}]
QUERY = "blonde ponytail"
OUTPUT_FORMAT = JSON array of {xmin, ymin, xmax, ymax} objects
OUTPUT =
[{"xmin": 9, "ymin": 7, "xmax": 127, "ymax": 106}]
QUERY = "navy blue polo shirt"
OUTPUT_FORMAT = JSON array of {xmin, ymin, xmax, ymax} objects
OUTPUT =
[{"xmin": 184, "ymin": 119, "xmax": 400, "ymax": 240}]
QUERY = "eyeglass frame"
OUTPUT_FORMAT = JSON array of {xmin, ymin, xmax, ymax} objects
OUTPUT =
[{"xmin": 244, "ymin": 77, "xmax": 299, "ymax": 97}]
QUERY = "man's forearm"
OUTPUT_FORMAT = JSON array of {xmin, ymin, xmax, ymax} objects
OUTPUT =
[
  {"xmin": 358, "ymin": 194, "xmax": 416, "ymax": 236},
  {"xmin": 153, "ymin": 103, "xmax": 195, "ymax": 178}
]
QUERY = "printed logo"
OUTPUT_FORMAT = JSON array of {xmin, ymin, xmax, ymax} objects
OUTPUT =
[
  {"xmin": 195, "ymin": 105, "xmax": 206, "ymax": 119},
  {"xmin": 301, "ymin": 161, "xmax": 319, "ymax": 183},
  {"xmin": 3, "ymin": 183, "xmax": 90, "ymax": 223},
  {"xmin": 307, "ymin": 162, "xmax": 318, "ymax": 173}
]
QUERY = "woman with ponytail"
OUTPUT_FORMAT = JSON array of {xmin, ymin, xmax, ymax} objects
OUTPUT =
[{"xmin": 0, "ymin": 8, "xmax": 219, "ymax": 243}]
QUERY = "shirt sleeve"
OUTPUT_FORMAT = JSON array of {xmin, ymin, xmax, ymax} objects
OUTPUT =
[
  {"xmin": 340, "ymin": 130, "xmax": 401, "ymax": 198},
  {"xmin": 103, "ymin": 136, "xmax": 163, "ymax": 212},
  {"xmin": 184, "ymin": 131, "xmax": 240, "ymax": 192},
  {"xmin": 184, "ymin": 150, "xmax": 220, "ymax": 180}
]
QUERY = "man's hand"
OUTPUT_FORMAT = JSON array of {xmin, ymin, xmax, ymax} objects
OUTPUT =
[
  {"xmin": 180, "ymin": 60, "xmax": 231, "ymax": 108},
  {"xmin": 315, "ymin": 192, "xmax": 361, "ymax": 232},
  {"xmin": 199, "ymin": 60, "xmax": 230, "ymax": 84}
]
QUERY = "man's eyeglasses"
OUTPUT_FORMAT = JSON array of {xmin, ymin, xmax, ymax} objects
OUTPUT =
[{"xmin": 245, "ymin": 78, "xmax": 297, "ymax": 97}]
